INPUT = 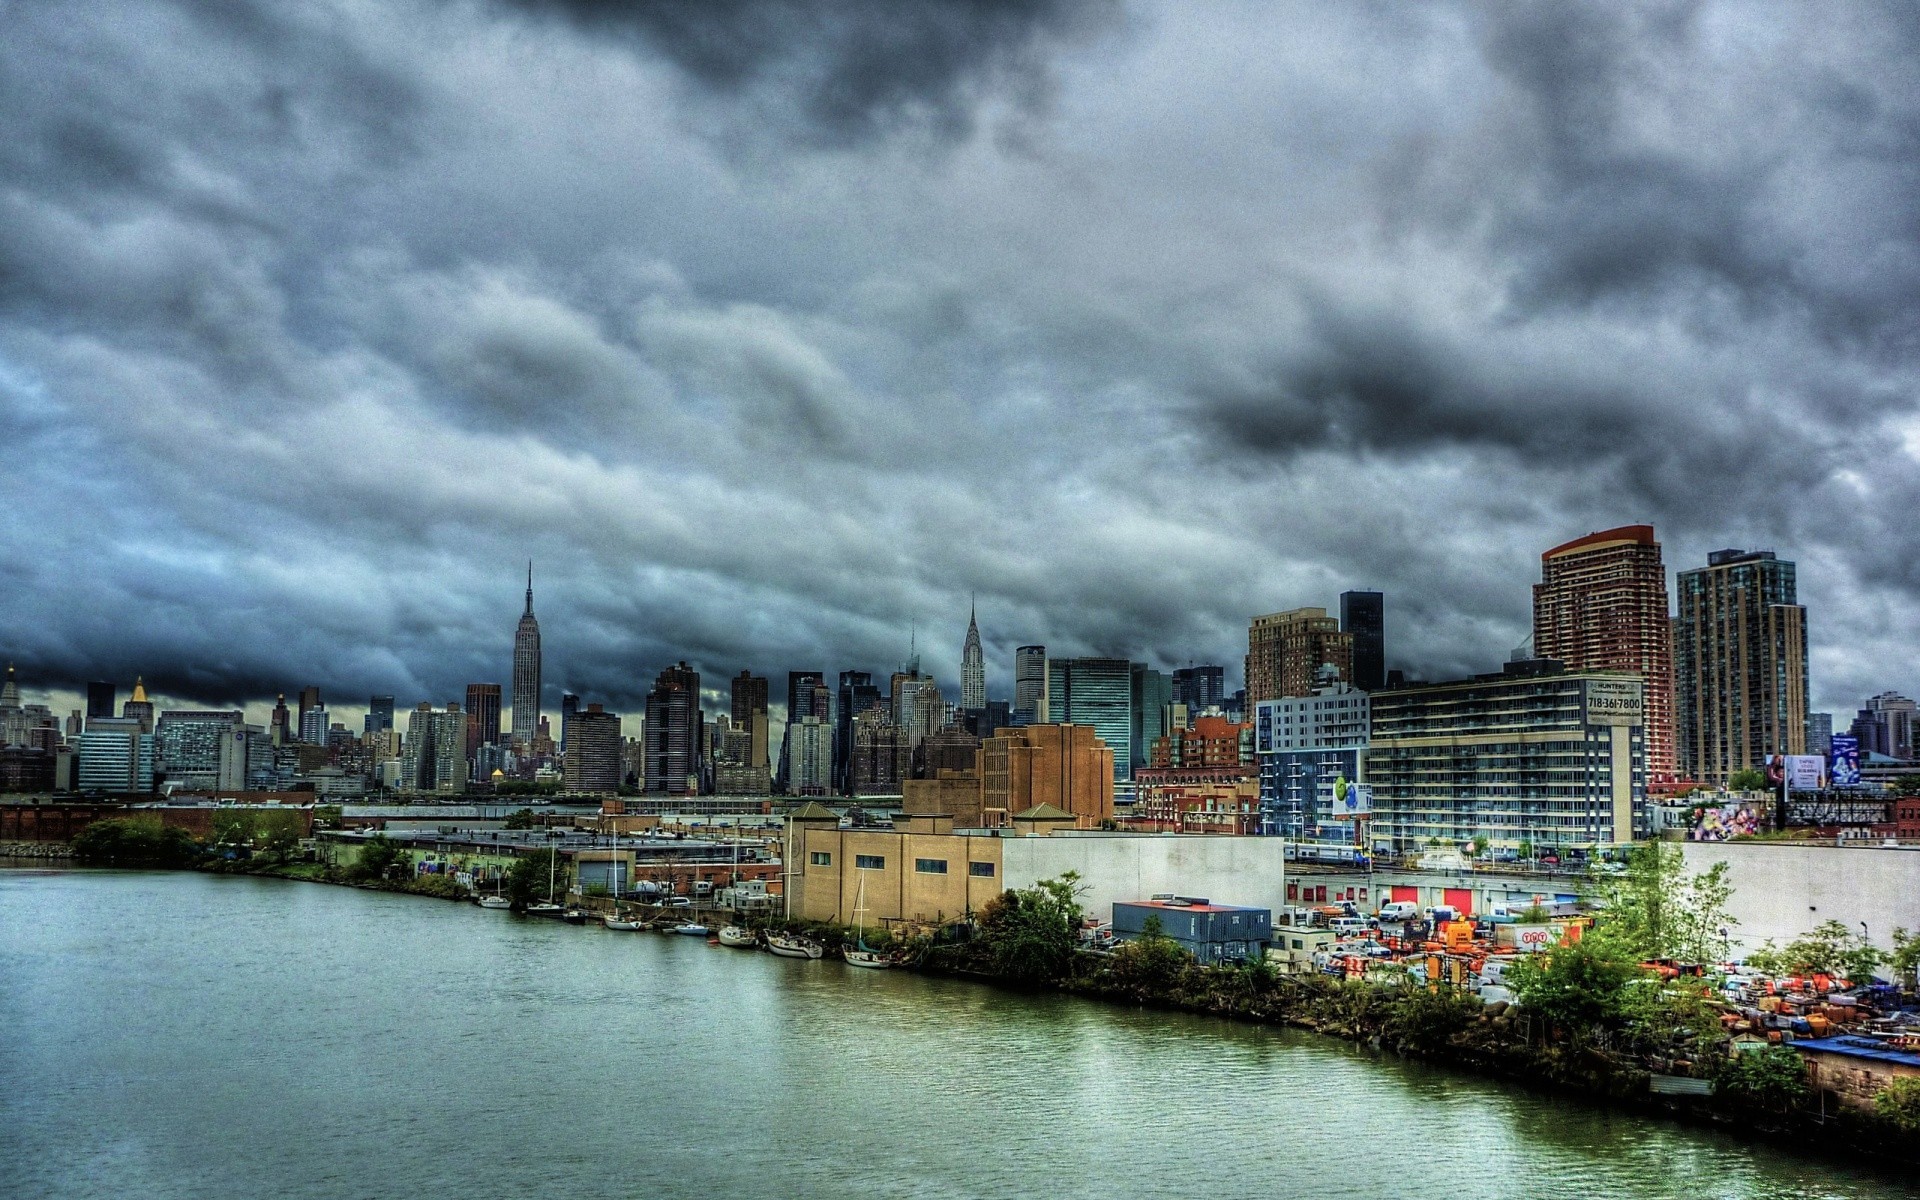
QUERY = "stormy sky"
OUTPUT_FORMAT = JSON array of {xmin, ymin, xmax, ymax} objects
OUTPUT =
[{"xmin": 3, "ymin": 0, "xmax": 1919, "ymax": 729}]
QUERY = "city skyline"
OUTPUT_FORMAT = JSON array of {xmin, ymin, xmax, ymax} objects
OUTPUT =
[{"xmin": 4, "ymin": 4, "xmax": 1918, "ymax": 730}]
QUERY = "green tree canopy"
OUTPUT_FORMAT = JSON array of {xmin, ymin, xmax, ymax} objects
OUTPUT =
[{"xmin": 1728, "ymin": 768, "xmax": 1768, "ymax": 792}]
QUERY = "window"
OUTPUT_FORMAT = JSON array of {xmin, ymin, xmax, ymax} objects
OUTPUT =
[
  {"xmin": 854, "ymin": 854, "xmax": 885, "ymax": 870},
  {"xmin": 809, "ymin": 851, "xmax": 831, "ymax": 866},
  {"xmin": 969, "ymin": 861, "xmax": 995, "ymax": 877},
  {"xmin": 915, "ymin": 858, "xmax": 948, "ymax": 874}
]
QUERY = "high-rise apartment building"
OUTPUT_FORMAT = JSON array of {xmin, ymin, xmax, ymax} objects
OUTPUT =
[
  {"xmin": 465, "ymin": 683, "xmax": 502, "ymax": 760},
  {"xmin": 1254, "ymin": 686, "xmax": 1369, "ymax": 839},
  {"xmin": 298, "ymin": 706, "xmax": 330, "ymax": 746},
  {"xmin": 644, "ymin": 662, "xmax": 702, "ymax": 795},
  {"xmin": 1246, "ymin": 608, "xmax": 1352, "ymax": 704},
  {"xmin": 1339, "ymin": 591, "xmax": 1386, "ymax": 692},
  {"xmin": 511, "ymin": 563, "xmax": 542, "ymax": 746},
  {"xmin": 1674, "ymin": 549, "xmax": 1808, "ymax": 784},
  {"xmin": 1532, "ymin": 526, "xmax": 1675, "ymax": 783},
  {"xmin": 961, "ymin": 602, "xmax": 986, "ymax": 711},
  {"xmin": 1013, "ymin": 646, "xmax": 1047, "ymax": 725},
  {"xmin": 850, "ymin": 707, "xmax": 909, "ymax": 795},
  {"xmin": 1370, "ymin": 663, "xmax": 1646, "ymax": 851},
  {"xmin": 154, "ymin": 710, "xmax": 245, "ymax": 789},
  {"xmin": 1046, "ymin": 657, "xmax": 1134, "ymax": 781},
  {"xmin": 1807, "ymin": 711, "xmax": 1834, "ymax": 758},
  {"xmin": 785, "ymin": 716, "xmax": 833, "ymax": 796},
  {"xmin": 563, "ymin": 703, "xmax": 623, "ymax": 794},
  {"xmin": 297, "ymin": 686, "xmax": 321, "ymax": 726}
]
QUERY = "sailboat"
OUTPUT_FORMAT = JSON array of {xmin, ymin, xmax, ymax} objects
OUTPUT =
[
  {"xmin": 842, "ymin": 874, "xmax": 892, "ymax": 969},
  {"xmin": 478, "ymin": 870, "xmax": 511, "ymax": 909},
  {"xmin": 766, "ymin": 931, "xmax": 825, "ymax": 959},
  {"xmin": 525, "ymin": 840, "xmax": 563, "ymax": 916},
  {"xmin": 717, "ymin": 925, "xmax": 756, "ymax": 947}
]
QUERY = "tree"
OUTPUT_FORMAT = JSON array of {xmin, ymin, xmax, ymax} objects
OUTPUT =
[
  {"xmin": 1594, "ymin": 842, "xmax": 1736, "ymax": 964},
  {"xmin": 1891, "ymin": 774, "xmax": 1920, "ymax": 797},
  {"xmin": 348, "ymin": 834, "xmax": 407, "ymax": 882},
  {"xmin": 1109, "ymin": 913, "xmax": 1193, "ymax": 992},
  {"xmin": 503, "ymin": 808, "xmax": 538, "ymax": 830},
  {"xmin": 1506, "ymin": 938, "xmax": 1643, "ymax": 1031},
  {"xmin": 507, "ymin": 849, "xmax": 561, "ymax": 908},
  {"xmin": 979, "ymin": 872, "xmax": 1085, "ymax": 983},
  {"xmin": 1763, "ymin": 920, "xmax": 1883, "ymax": 982},
  {"xmin": 1891, "ymin": 928, "xmax": 1920, "ymax": 991},
  {"xmin": 1728, "ymin": 768, "xmax": 1768, "ymax": 792},
  {"xmin": 1876, "ymin": 1076, "xmax": 1920, "ymax": 1131},
  {"xmin": 70, "ymin": 818, "xmax": 200, "ymax": 868}
]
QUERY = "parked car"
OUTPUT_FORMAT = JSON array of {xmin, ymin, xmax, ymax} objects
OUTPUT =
[
  {"xmin": 1377, "ymin": 901, "xmax": 1420, "ymax": 923},
  {"xmin": 663, "ymin": 896, "xmax": 692, "ymax": 909}
]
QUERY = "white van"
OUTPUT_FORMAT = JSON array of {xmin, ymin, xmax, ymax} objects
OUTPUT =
[
  {"xmin": 1377, "ymin": 901, "xmax": 1420, "ymax": 923},
  {"xmin": 1329, "ymin": 916, "xmax": 1374, "ymax": 937}
]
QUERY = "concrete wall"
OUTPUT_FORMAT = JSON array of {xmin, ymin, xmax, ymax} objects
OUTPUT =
[
  {"xmin": 1002, "ymin": 834, "xmax": 1288, "ymax": 922},
  {"xmin": 1680, "ymin": 841, "xmax": 1920, "ymax": 952}
]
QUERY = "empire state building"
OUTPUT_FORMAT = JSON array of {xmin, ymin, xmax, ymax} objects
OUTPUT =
[{"xmin": 511, "ymin": 562, "xmax": 542, "ymax": 747}]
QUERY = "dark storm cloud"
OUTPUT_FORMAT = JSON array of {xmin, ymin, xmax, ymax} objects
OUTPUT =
[
  {"xmin": 2, "ymin": 0, "xmax": 1919, "ymax": 730},
  {"xmin": 495, "ymin": 0, "xmax": 1117, "ymax": 144}
]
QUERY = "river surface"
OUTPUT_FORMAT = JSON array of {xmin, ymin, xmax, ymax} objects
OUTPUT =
[{"xmin": 1, "ymin": 868, "xmax": 1910, "ymax": 1200}]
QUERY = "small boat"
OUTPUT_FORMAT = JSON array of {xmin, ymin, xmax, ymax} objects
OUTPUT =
[
  {"xmin": 717, "ymin": 926, "xmax": 756, "ymax": 948},
  {"xmin": 670, "ymin": 922, "xmax": 711, "ymax": 937},
  {"xmin": 526, "ymin": 902, "xmax": 564, "ymax": 917},
  {"xmin": 603, "ymin": 914, "xmax": 644, "ymax": 931},
  {"xmin": 478, "ymin": 896, "xmax": 511, "ymax": 910},
  {"xmin": 766, "ymin": 932, "xmax": 825, "ymax": 960},
  {"xmin": 562, "ymin": 908, "xmax": 589, "ymax": 925}
]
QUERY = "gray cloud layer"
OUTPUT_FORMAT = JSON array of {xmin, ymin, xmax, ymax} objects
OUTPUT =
[{"xmin": 2, "ymin": 0, "xmax": 1917, "ymax": 727}]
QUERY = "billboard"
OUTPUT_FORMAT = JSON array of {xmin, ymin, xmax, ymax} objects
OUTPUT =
[
  {"xmin": 1830, "ymin": 734, "xmax": 1861, "ymax": 787},
  {"xmin": 1689, "ymin": 800, "xmax": 1762, "ymax": 841},
  {"xmin": 1785, "ymin": 754, "xmax": 1828, "ymax": 790},
  {"xmin": 1584, "ymin": 679, "xmax": 1644, "ymax": 727},
  {"xmin": 1332, "ymin": 776, "xmax": 1372, "ymax": 818}
]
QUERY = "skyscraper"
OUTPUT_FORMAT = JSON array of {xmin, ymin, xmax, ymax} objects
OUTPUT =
[
  {"xmin": 961, "ymin": 600, "xmax": 986, "ymax": 711},
  {"xmin": 835, "ymin": 670, "xmax": 879, "ymax": 794},
  {"xmin": 1013, "ymin": 645, "xmax": 1047, "ymax": 725},
  {"xmin": 1130, "ymin": 663, "xmax": 1171, "ymax": 776},
  {"xmin": 730, "ymin": 671, "xmax": 769, "ymax": 771},
  {"xmin": 365, "ymin": 695, "xmax": 395, "ymax": 735},
  {"xmin": 1532, "ymin": 527, "xmax": 1675, "ymax": 782},
  {"xmin": 1245, "ymin": 608, "xmax": 1352, "ymax": 703},
  {"xmin": 511, "ymin": 562, "xmax": 542, "ymax": 747},
  {"xmin": 465, "ymin": 683, "xmax": 503, "ymax": 760},
  {"xmin": 1339, "ymin": 591, "xmax": 1386, "ymax": 692},
  {"xmin": 1171, "ymin": 665, "xmax": 1225, "ymax": 714},
  {"xmin": 1674, "ymin": 548, "xmax": 1808, "ymax": 784},
  {"xmin": 297, "ymin": 686, "xmax": 321, "ymax": 727},
  {"xmin": 86, "ymin": 681, "xmax": 116, "ymax": 721},
  {"xmin": 270, "ymin": 694, "xmax": 292, "ymax": 745},
  {"xmin": 1046, "ymin": 657, "xmax": 1134, "ymax": 781},
  {"xmin": 563, "ymin": 703, "xmax": 623, "ymax": 794},
  {"xmin": 122, "ymin": 678, "xmax": 154, "ymax": 733},
  {"xmin": 644, "ymin": 662, "xmax": 701, "ymax": 795},
  {"xmin": 778, "ymin": 670, "xmax": 827, "ymax": 793},
  {"xmin": 559, "ymin": 692, "xmax": 580, "ymax": 753}
]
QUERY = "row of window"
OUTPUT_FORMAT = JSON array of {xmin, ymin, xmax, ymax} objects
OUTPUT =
[{"xmin": 809, "ymin": 851, "xmax": 994, "ymax": 877}]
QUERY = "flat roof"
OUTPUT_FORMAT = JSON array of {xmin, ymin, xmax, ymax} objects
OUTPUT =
[
  {"xmin": 1118, "ymin": 900, "xmax": 1265, "ymax": 914},
  {"xmin": 1792, "ymin": 1036, "xmax": 1920, "ymax": 1069}
]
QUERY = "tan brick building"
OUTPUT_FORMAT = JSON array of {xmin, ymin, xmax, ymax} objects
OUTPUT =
[
  {"xmin": 1246, "ymin": 608, "xmax": 1352, "ymax": 703},
  {"xmin": 899, "ymin": 722, "xmax": 1115, "ymax": 828}
]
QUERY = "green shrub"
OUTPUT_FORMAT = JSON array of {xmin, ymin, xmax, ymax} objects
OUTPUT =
[
  {"xmin": 1716, "ymin": 1046, "xmax": 1809, "ymax": 1111},
  {"xmin": 70, "ymin": 819, "xmax": 201, "ymax": 868},
  {"xmin": 1876, "ymin": 1076, "xmax": 1920, "ymax": 1131}
]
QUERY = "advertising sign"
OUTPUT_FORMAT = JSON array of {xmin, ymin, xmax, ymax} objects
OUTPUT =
[
  {"xmin": 1495, "ymin": 923, "xmax": 1568, "ymax": 953},
  {"xmin": 1785, "ymin": 754, "xmax": 1828, "ymax": 790},
  {"xmin": 1333, "ymin": 777, "xmax": 1372, "ymax": 819},
  {"xmin": 1689, "ymin": 800, "xmax": 1762, "ymax": 841},
  {"xmin": 1830, "ymin": 734, "xmax": 1861, "ymax": 787},
  {"xmin": 1584, "ymin": 679, "xmax": 1644, "ymax": 727}
]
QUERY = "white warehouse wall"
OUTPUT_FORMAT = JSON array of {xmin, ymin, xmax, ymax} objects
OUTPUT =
[
  {"xmin": 1679, "ymin": 841, "xmax": 1920, "ymax": 953},
  {"xmin": 1003, "ymin": 834, "xmax": 1288, "ymax": 924}
]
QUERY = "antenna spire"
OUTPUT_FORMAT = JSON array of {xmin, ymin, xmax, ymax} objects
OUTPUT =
[{"xmin": 524, "ymin": 560, "xmax": 534, "ymax": 616}]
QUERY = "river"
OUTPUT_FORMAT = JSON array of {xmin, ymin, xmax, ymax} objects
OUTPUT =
[{"xmin": 0, "ymin": 868, "xmax": 1909, "ymax": 1199}]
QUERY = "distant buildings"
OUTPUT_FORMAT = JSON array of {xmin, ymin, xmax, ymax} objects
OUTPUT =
[
  {"xmin": 464, "ymin": 683, "xmax": 502, "ymax": 760},
  {"xmin": 1254, "ymin": 685, "xmax": 1370, "ymax": 840},
  {"xmin": 834, "ymin": 670, "xmax": 879, "ymax": 795},
  {"xmin": 961, "ymin": 602, "xmax": 985, "ymax": 712},
  {"xmin": 85, "ymin": 681, "xmax": 115, "ymax": 721},
  {"xmin": 76, "ymin": 718, "xmax": 154, "ymax": 793},
  {"xmin": 1171, "ymin": 664, "xmax": 1225, "ymax": 714},
  {"xmin": 1013, "ymin": 645, "xmax": 1047, "ymax": 725},
  {"xmin": 730, "ymin": 671, "xmax": 769, "ymax": 774},
  {"xmin": 1852, "ymin": 693, "xmax": 1916, "ymax": 763},
  {"xmin": 1246, "ymin": 608, "xmax": 1351, "ymax": 704},
  {"xmin": 644, "ymin": 663, "xmax": 702, "ymax": 795},
  {"xmin": 511, "ymin": 563, "xmax": 542, "ymax": 747},
  {"xmin": 785, "ymin": 716, "xmax": 833, "ymax": 796},
  {"xmin": 1533, "ymin": 526, "xmax": 1676, "ymax": 784},
  {"xmin": 1046, "ymin": 657, "xmax": 1133, "ymax": 781},
  {"xmin": 1339, "ymin": 592, "xmax": 1385, "ymax": 693},
  {"xmin": 562, "ymin": 703, "xmax": 622, "ymax": 794},
  {"xmin": 1674, "ymin": 548, "xmax": 1809, "ymax": 784},
  {"xmin": 850, "ymin": 707, "xmax": 908, "ymax": 795},
  {"xmin": 1130, "ymin": 663, "xmax": 1171, "ymax": 776},
  {"xmin": 402, "ymin": 702, "xmax": 468, "ymax": 793}
]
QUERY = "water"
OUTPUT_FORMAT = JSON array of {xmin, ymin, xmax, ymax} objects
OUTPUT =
[{"xmin": 0, "ymin": 869, "xmax": 1908, "ymax": 1200}]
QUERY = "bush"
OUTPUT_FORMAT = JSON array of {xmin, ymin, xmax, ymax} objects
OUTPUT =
[
  {"xmin": 346, "ymin": 835, "xmax": 407, "ymax": 883},
  {"xmin": 404, "ymin": 873, "xmax": 470, "ymax": 900},
  {"xmin": 1381, "ymin": 985, "xmax": 1480, "ymax": 1053},
  {"xmin": 70, "ymin": 819, "xmax": 202, "ymax": 868},
  {"xmin": 1874, "ymin": 1076, "xmax": 1920, "ymax": 1131},
  {"xmin": 1717, "ymin": 1046, "xmax": 1809, "ymax": 1112}
]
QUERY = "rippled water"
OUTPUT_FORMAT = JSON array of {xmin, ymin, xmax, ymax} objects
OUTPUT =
[{"xmin": 1, "ymin": 868, "xmax": 1909, "ymax": 1199}]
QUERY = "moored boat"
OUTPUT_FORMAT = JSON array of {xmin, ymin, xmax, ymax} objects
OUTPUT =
[
  {"xmin": 562, "ymin": 907, "xmax": 589, "ymax": 925},
  {"xmin": 765, "ymin": 932, "xmax": 825, "ymax": 960},
  {"xmin": 842, "ymin": 948, "xmax": 893, "ymax": 969},
  {"xmin": 716, "ymin": 925, "xmax": 756, "ymax": 948},
  {"xmin": 478, "ymin": 896, "xmax": 511, "ymax": 910},
  {"xmin": 670, "ymin": 922, "xmax": 711, "ymax": 936},
  {"xmin": 603, "ymin": 914, "xmax": 644, "ymax": 931}
]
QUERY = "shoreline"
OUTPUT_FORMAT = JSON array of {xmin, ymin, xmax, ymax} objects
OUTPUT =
[{"xmin": 31, "ymin": 857, "xmax": 1919, "ymax": 1177}]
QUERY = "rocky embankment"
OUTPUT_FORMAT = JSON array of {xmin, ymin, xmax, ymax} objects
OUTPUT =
[{"xmin": 0, "ymin": 840, "xmax": 72, "ymax": 860}]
